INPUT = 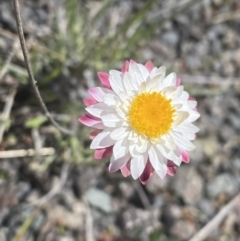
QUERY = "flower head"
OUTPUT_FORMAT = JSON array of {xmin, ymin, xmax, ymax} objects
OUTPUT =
[{"xmin": 79, "ymin": 60, "xmax": 200, "ymax": 184}]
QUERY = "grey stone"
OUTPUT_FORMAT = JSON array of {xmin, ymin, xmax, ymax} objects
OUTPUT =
[
  {"xmin": 198, "ymin": 199, "xmax": 215, "ymax": 217},
  {"xmin": 207, "ymin": 174, "xmax": 238, "ymax": 198},
  {"xmin": 170, "ymin": 220, "xmax": 196, "ymax": 240},
  {"xmin": 162, "ymin": 31, "xmax": 179, "ymax": 47},
  {"xmin": 172, "ymin": 167, "xmax": 204, "ymax": 205},
  {"xmin": 185, "ymin": 55, "xmax": 201, "ymax": 69},
  {"xmin": 85, "ymin": 188, "xmax": 112, "ymax": 213}
]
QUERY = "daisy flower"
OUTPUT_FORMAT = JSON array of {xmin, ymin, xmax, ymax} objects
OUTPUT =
[{"xmin": 79, "ymin": 60, "xmax": 200, "ymax": 184}]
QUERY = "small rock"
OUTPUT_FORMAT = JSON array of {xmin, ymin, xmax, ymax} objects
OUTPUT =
[
  {"xmin": 207, "ymin": 174, "xmax": 238, "ymax": 198},
  {"xmin": 185, "ymin": 55, "xmax": 201, "ymax": 69},
  {"xmin": 85, "ymin": 188, "xmax": 112, "ymax": 213},
  {"xmin": 222, "ymin": 62, "xmax": 235, "ymax": 77},
  {"xmin": 170, "ymin": 220, "xmax": 196, "ymax": 240},
  {"xmin": 161, "ymin": 204, "xmax": 182, "ymax": 230},
  {"xmin": 198, "ymin": 199, "xmax": 215, "ymax": 217},
  {"xmin": 172, "ymin": 167, "xmax": 203, "ymax": 205},
  {"xmin": 203, "ymin": 137, "xmax": 219, "ymax": 158},
  {"xmin": 162, "ymin": 31, "xmax": 179, "ymax": 47},
  {"xmin": 48, "ymin": 205, "xmax": 84, "ymax": 229}
]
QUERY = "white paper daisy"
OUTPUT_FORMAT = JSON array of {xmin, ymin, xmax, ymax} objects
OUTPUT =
[{"xmin": 79, "ymin": 60, "xmax": 200, "ymax": 184}]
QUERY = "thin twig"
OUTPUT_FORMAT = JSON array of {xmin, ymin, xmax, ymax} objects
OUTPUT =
[
  {"xmin": 31, "ymin": 128, "xmax": 43, "ymax": 162},
  {"xmin": 0, "ymin": 223, "xmax": 7, "ymax": 241},
  {"xmin": 83, "ymin": 197, "xmax": 95, "ymax": 241},
  {"xmin": 0, "ymin": 147, "xmax": 55, "ymax": 158},
  {"xmin": 0, "ymin": 88, "xmax": 17, "ymax": 144},
  {"xmin": 212, "ymin": 9, "xmax": 240, "ymax": 24},
  {"xmin": 12, "ymin": 0, "xmax": 74, "ymax": 135},
  {"xmin": 189, "ymin": 193, "xmax": 240, "ymax": 241},
  {"xmin": 31, "ymin": 163, "xmax": 70, "ymax": 207},
  {"xmin": 0, "ymin": 41, "xmax": 19, "ymax": 81},
  {"xmin": 132, "ymin": 180, "xmax": 151, "ymax": 210}
]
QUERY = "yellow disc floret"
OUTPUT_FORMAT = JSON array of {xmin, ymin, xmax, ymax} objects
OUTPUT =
[{"xmin": 128, "ymin": 92, "xmax": 175, "ymax": 138}]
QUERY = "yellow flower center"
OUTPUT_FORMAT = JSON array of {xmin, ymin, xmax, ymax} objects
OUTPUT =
[{"xmin": 128, "ymin": 92, "xmax": 175, "ymax": 138}]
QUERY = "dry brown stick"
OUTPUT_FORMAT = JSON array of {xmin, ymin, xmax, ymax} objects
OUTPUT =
[
  {"xmin": 0, "ymin": 147, "xmax": 55, "ymax": 158},
  {"xmin": 12, "ymin": 0, "xmax": 74, "ymax": 135},
  {"xmin": 189, "ymin": 193, "xmax": 240, "ymax": 241},
  {"xmin": 0, "ymin": 88, "xmax": 17, "ymax": 144}
]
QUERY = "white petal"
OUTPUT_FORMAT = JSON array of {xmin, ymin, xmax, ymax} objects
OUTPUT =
[
  {"xmin": 178, "ymin": 91, "xmax": 189, "ymax": 102},
  {"xmin": 124, "ymin": 71, "xmax": 139, "ymax": 92},
  {"xmin": 161, "ymin": 146, "xmax": 182, "ymax": 166},
  {"xmin": 130, "ymin": 153, "xmax": 148, "ymax": 179},
  {"xmin": 90, "ymin": 129, "xmax": 115, "ymax": 149},
  {"xmin": 149, "ymin": 67, "xmax": 157, "ymax": 77},
  {"xmin": 115, "ymin": 103, "xmax": 128, "ymax": 119},
  {"xmin": 146, "ymin": 66, "xmax": 166, "ymax": 92},
  {"xmin": 187, "ymin": 100, "xmax": 197, "ymax": 109},
  {"xmin": 129, "ymin": 142, "xmax": 141, "ymax": 157},
  {"xmin": 129, "ymin": 63, "xmax": 148, "ymax": 87},
  {"xmin": 109, "ymin": 70, "xmax": 124, "ymax": 95},
  {"xmin": 172, "ymin": 86, "xmax": 184, "ymax": 103},
  {"xmin": 161, "ymin": 73, "xmax": 176, "ymax": 89},
  {"xmin": 135, "ymin": 136, "xmax": 149, "ymax": 153},
  {"xmin": 101, "ymin": 113, "xmax": 122, "ymax": 127},
  {"xmin": 172, "ymin": 111, "xmax": 189, "ymax": 127},
  {"xmin": 173, "ymin": 123, "xmax": 199, "ymax": 134},
  {"xmin": 170, "ymin": 132, "xmax": 196, "ymax": 151},
  {"xmin": 148, "ymin": 146, "xmax": 167, "ymax": 179},
  {"xmin": 89, "ymin": 87, "xmax": 114, "ymax": 102},
  {"xmin": 109, "ymin": 152, "xmax": 130, "ymax": 172},
  {"xmin": 150, "ymin": 66, "xmax": 166, "ymax": 79},
  {"xmin": 104, "ymin": 94, "xmax": 118, "ymax": 106},
  {"xmin": 86, "ymin": 103, "xmax": 111, "ymax": 118},
  {"xmin": 110, "ymin": 127, "xmax": 129, "ymax": 140},
  {"xmin": 113, "ymin": 138, "xmax": 129, "ymax": 159},
  {"xmin": 186, "ymin": 110, "xmax": 200, "ymax": 122},
  {"xmin": 137, "ymin": 63, "xmax": 150, "ymax": 81},
  {"xmin": 160, "ymin": 134, "xmax": 176, "ymax": 150}
]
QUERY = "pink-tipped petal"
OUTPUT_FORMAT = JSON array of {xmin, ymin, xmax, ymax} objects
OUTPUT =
[
  {"xmin": 167, "ymin": 161, "xmax": 176, "ymax": 176},
  {"xmin": 129, "ymin": 59, "xmax": 136, "ymax": 65},
  {"xmin": 181, "ymin": 149, "xmax": 190, "ymax": 163},
  {"xmin": 188, "ymin": 96, "xmax": 196, "ymax": 101},
  {"xmin": 94, "ymin": 146, "xmax": 113, "ymax": 159},
  {"xmin": 83, "ymin": 96, "xmax": 97, "ymax": 106},
  {"xmin": 97, "ymin": 72, "xmax": 111, "ymax": 88},
  {"xmin": 139, "ymin": 160, "xmax": 154, "ymax": 185},
  {"xmin": 109, "ymin": 153, "xmax": 130, "ymax": 173},
  {"xmin": 145, "ymin": 60, "xmax": 154, "ymax": 72},
  {"xmin": 176, "ymin": 77, "xmax": 181, "ymax": 86},
  {"xmin": 121, "ymin": 61, "xmax": 130, "ymax": 73},
  {"xmin": 121, "ymin": 161, "xmax": 131, "ymax": 177},
  {"xmin": 89, "ymin": 87, "xmax": 111, "ymax": 102},
  {"xmin": 89, "ymin": 129, "xmax": 101, "ymax": 139},
  {"xmin": 79, "ymin": 114, "xmax": 103, "ymax": 128}
]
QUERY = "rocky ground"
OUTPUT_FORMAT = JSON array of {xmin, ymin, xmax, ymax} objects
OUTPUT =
[{"xmin": 0, "ymin": 0, "xmax": 240, "ymax": 241}]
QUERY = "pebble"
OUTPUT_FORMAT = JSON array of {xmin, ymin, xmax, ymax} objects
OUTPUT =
[
  {"xmin": 85, "ymin": 188, "xmax": 112, "ymax": 213},
  {"xmin": 207, "ymin": 174, "xmax": 238, "ymax": 198},
  {"xmin": 170, "ymin": 220, "xmax": 196, "ymax": 240},
  {"xmin": 172, "ymin": 167, "xmax": 204, "ymax": 205}
]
